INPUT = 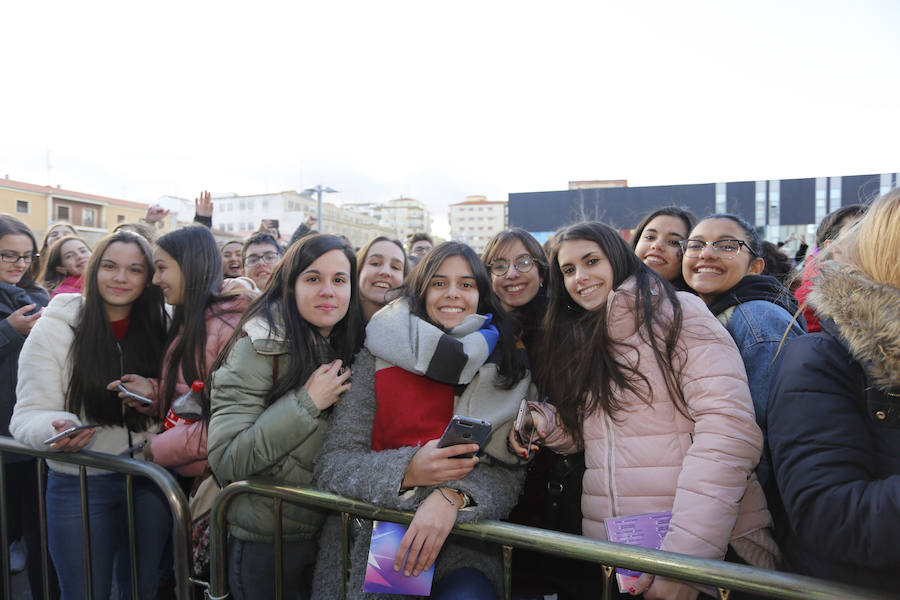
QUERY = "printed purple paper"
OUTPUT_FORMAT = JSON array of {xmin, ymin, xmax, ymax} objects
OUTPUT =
[
  {"xmin": 604, "ymin": 511, "xmax": 672, "ymax": 592},
  {"xmin": 363, "ymin": 521, "xmax": 435, "ymax": 596}
]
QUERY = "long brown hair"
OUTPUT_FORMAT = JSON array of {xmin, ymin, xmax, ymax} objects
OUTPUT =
[
  {"xmin": 39, "ymin": 235, "xmax": 90, "ymax": 292},
  {"xmin": 537, "ymin": 222, "xmax": 687, "ymax": 445}
]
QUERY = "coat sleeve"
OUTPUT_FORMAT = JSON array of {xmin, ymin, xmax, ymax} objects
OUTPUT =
[
  {"xmin": 10, "ymin": 310, "xmax": 82, "ymax": 449},
  {"xmin": 0, "ymin": 317, "xmax": 25, "ymax": 361},
  {"xmin": 767, "ymin": 334, "xmax": 900, "ymax": 567},
  {"xmin": 660, "ymin": 301, "xmax": 763, "ymax": 560},
  {"xmin": 313, "ymin": 349, "xmax": 424, "ymax": 511},
  {"xmin": 207, "ymin": 337, "xmax": 323, "ymax": 483},
  {"xmin": 149, "ymin": 420, "xmax": 208, "ymax": 476}
]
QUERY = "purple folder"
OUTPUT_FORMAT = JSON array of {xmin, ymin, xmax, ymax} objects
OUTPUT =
[
  {"xmin": 363, "ymin": 521, "xmax": 435, "ymax": 596},
  {"xmin": 604, "ymin": 511, "xmax": 672, "ymax": 592}
]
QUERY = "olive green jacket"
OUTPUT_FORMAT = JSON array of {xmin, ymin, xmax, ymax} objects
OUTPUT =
[{"xmin": 207, "ymin": 316, "xmax": 328, "ymax": 542}]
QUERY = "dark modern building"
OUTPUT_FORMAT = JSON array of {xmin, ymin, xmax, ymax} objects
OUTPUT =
[{"xmin": 509, "ymin": 172, "xmax": 899, "ymax": 243}]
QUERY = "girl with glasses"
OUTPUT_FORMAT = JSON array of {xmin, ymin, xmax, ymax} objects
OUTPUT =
[
  {"xmin": 11, "ymin": 229, "xmax": 168, "ymax": 599},
  {"xmin": 511, "ymin": 221, "xmax": 777, "ymax": 599},
  {"xmin": 681, "ymin": 214, "xmax": 806, "ymax": 491},
  {"xmin": 0, "ymin": 214, "xmax": 55, "ymax": 599}
]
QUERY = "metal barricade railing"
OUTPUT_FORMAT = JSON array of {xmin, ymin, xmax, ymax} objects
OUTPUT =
[
  {"xmin": 0, "ymin": 436, "xmax": 193, "ymax": 600},
  {"xmin": 209, "ymin": 479, "xmax": 884, "ymax": 600}
]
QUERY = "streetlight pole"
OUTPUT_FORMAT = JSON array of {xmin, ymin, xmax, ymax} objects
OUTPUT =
[{"xmin": 303, "ymin": 185, "xmax": 338, "ymax": 232}]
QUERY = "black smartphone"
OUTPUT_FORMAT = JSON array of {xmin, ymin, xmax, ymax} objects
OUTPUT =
[
  {"xmin": 437, "ymin": 415, "xmax": 492, "ymax": 458},
  {"xmin": 43, "ymin": 424, "xmax": 100, "ymax": 445}
]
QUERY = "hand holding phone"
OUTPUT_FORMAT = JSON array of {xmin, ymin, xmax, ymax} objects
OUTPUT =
[
  {"xmin": 437, "ymin": 416, "xmax": 492, "ymax": 458},
  {"xmin": 510, "ymin": 399, "xmax": 545, "ymax": 458},
  {"xmin": 117, "ymin": 384, "xmax": 152, "ymax": 405},
  {"xmin": 43, "ymin": 422, "xmax": 99, "ymax": 447}
]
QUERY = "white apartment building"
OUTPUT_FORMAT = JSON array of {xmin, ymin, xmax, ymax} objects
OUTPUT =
[
  {"xmin": 449, "ymin": 195, "xmax": 508, "ymax": 254},
  {"xmin": 205, "ymin": 190, "xmax": 395, "ymax": 249},
  {"xmin": 343, "ymin": 196, "xmax": 432, "ymax": 243}
]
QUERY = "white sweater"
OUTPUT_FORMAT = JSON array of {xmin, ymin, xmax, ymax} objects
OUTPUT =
[{"xmin": 10, "ymin": 294, "xmax": 155, "ymax": 475}]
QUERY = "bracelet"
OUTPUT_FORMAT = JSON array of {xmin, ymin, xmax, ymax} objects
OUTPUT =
[{"xmin": 437, "ymin": 488, "xmax": 462, "ymax": 508}]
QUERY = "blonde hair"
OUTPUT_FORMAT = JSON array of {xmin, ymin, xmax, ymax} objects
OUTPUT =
[{"xmin": 838, "ymin": 188, "xmax": 900, "ymax": 288}]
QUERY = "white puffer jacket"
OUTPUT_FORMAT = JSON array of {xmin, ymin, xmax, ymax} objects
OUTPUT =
[{"xmin": 10, "ymin": 294, "xmax": 156, "ymax": 475}]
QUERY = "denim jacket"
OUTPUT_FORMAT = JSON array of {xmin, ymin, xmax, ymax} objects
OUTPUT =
[{"xmin": 721, "ymin": 299, "xmax": 805, "ymax": 486}]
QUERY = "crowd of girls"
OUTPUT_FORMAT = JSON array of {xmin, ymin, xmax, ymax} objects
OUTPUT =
[{"xmin": 1, "ymin": 187, "xmax": 897, "ymax": 599}]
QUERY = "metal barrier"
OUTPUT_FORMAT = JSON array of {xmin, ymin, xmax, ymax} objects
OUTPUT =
[
  {"xmin": 0, "ymin": 436, "xmax": 193, "ymax": 600},
  {"xmin": 209, "ymin": 479, "xmax": 884, "ymax": 600}
]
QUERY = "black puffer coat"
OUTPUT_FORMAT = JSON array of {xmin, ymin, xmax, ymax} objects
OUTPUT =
[
  {"xmin": 0, "ymin": 281, "xmax": 50, "ymax": 461},
  {"xmin": 767, "ymin": 263, "xmax": 900, "ymax": 593}
]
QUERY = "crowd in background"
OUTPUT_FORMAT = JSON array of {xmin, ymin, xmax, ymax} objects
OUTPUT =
[{"xmin": 1, "ymin": 186, "xmax": 898, "ymax": 600}]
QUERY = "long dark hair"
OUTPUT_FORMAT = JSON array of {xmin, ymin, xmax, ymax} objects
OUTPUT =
[
  {"xmin": 66, "ymin": 231, "xmax": 167, "ymax": 428},
  {"xmin": 0, "ymin": 214, "xmax": 41, "ymax": 289},
  {"xmin": 216, "ymin": 234, "xmax": 365, "ymax": 404},
  {"xmin": 155, "ymin": 226, "xmax": 226, "ymax": 412},
  {"xmin": 395, "ymin": 241, "xmax": 527, "ymax": 389},
  {"xmin": 538, "ymin": 222, "xmax": 687, "ymax": 445},
  {"xmin": 481, "ymin": 228, "xmax": 549, "ymax": 360},
  {"xmin": 38, "ymin": 235, "xmax": 90, "ymax": 292}
]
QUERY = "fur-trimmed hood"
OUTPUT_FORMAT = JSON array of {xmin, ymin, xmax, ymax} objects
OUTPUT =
[{"xmin": 809, "ymin": 262, "xmax": 900, "ymax": 390}]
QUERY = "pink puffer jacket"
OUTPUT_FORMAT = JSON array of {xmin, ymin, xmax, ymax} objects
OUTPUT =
[
  {"xmin": 538, "ymin": 278, "xmax": 772, "ymax": 563},
  {"xmin": 148, "ymin": 294, "xmax": 252, "ymax": 476}
]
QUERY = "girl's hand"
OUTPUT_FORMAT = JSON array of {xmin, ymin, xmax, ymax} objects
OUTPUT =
[
  {"xmin": 508, "ymin": 407, "xmax": 547, "ymax": 458},
  {"xmin": 107, "ymin": 374, "xmax": 155, "ymax": 411},
  {"xmin": 49, "ymin": 420, "xmax": 95, "ymax": 452},
  {"xmin": 303, "ymin": 360, "xmax": 352, "ymax": 410},
  {"xmin": 7, "ymin": 305, "xmax": 42, "ymax": 336},
  {"xmin": 401, "ymin": 440, "xmax": 479, "ymax": 488},
  {"xmin": 393, "ymin": 489, "xmax": 460, "ymax": 576}
]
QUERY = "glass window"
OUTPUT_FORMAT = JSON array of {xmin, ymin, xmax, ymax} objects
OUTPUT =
[
  {"xmin": 16, "ymin": 200, "xmax": 28, "ymax": 214},
  {"xmin": 56, "ymin": 205, "xmax": 70, "ymax": 221},
  {"xmin": 83, "ymin": 208, "xmax": 97, "ymax": 228}
]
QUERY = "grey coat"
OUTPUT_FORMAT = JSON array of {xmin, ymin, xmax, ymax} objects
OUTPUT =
[{"xmin": 311, "ymin": 349, "xmax": 525, "ymax": 599}]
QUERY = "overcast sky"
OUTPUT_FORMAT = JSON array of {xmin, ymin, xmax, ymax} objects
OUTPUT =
[{"xmin": 2, "ymin": 1, "xmax": 898, "ymax": 237}]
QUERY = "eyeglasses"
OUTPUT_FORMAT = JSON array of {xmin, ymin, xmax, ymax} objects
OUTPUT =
[
  {"xmin": 488, "ymin": 254, "xmax": 536, "ymax": 276},
  {"xmin": 244, "ymin": 252, "xmax": 281, "ymax": 267},
  {"xmin": 0, "ymin": 251, "xmax": 39, "ymax": 264},
  {"xmin": 680, "ymin": 239, "xmax": 758, "ymax": 259},
  {"xmin": 410, "ymin": 245, "xmax": 432, "ymax": 257}
]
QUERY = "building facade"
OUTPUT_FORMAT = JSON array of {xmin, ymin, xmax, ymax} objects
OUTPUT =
[
  {"xmin": 0, "ymin": 176, "xmax": 157, "ymax": 243},
  {"xmin": 449, "ymin": 195, "xmax": 508, "ymax": 254},
  {"xmin": 509, "ymin": 172, "xmax": 900, "ymax": 246},
  {"xmin": 343, "ymin": 196, "xmax": 432, "ymax": 243},
  {"xmin": 209, "ymin": 190, "xmax": 396, "ymax": 249}
]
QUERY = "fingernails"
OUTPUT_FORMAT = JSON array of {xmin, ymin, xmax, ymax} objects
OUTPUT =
[
  {"xmin": 629, "ymin": 587, "xmax": 636, "ymax": 594},
  {"xmin": 521, "ymin": 450, "xmax": 528, "ymax": 458},
  {"xmin": 393, "ymin": 565, "xmax": 400, "ymax": 572}
]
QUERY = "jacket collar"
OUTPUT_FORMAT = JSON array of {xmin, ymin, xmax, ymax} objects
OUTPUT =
[
  {"xmin": 809, "ymin": 262, "xmax": 900, "ymax": 390},
  {"xmin": 242, "ymin": 314, "xmax": 290, "ymax": 354}
]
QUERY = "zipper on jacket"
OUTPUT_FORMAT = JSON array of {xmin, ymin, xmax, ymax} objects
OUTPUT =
[{"xmin": 603, "ymin": 411, "xmax": 619, "ymax": 518}]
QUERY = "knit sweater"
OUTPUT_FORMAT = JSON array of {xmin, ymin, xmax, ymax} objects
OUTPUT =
[{"xmin": 312, "ymin": 301, "xmax": 528, "ymax": 599}]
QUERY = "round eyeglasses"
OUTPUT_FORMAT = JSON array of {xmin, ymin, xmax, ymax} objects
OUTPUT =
[
  {"xmin": 244, "ymin": 251, "xmax": 281, "ymax": 267},
  {"xmin": 488, "ymin": 253, "xmax": 536, "ymax": 276},
  {"xmin": 679, "ymin": 239, "xmax": 758, "ymax": 259}
]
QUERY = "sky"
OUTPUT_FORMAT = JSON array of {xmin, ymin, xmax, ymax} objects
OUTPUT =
[{"xmin": 2, "ymin": 1, "xmax": 898, "ymax": 237}]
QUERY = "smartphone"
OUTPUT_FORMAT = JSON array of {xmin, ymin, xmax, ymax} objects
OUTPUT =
[
  {"xmin": 43, "ymin": 424, "xmax": 100, "ymax": 445},
  {"xmin": 437, "ymin": 415, "xmax": 492, "ymax": 458},
  {"xmin": 514, "ymin": 399, "xmax": 540, "ymax": 456},
  {"xmin": 118, "ymin": 384, "xmax": 152, "ymax": 405}
]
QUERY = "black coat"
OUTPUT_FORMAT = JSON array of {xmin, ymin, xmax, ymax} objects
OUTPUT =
[
  {"xmin": 766, "ymin": 264, "xmax": 900, "ymax": 594},
  {"xmin": 1, "ymin": 281, "xmax": 50, "ymax": 460}
]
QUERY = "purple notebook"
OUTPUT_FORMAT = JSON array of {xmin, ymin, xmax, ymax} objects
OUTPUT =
[
  {"xmin": 604, "ymin": 511, "xmax": 672, "ymax": 592},
  {"xmin": 363, "ymin": 521, "xmax": 435, "ymax": 596}
]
